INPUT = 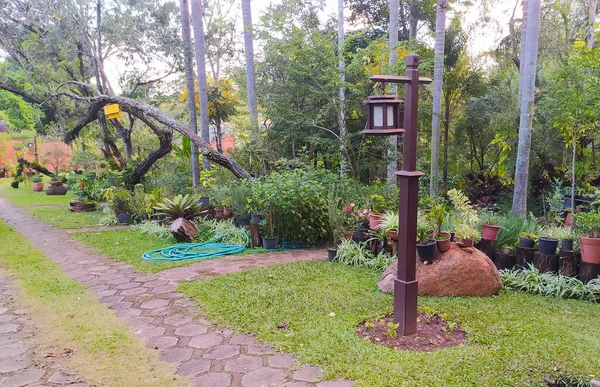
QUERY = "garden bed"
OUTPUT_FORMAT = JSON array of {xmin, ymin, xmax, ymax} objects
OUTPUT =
[{"xmin": 179, "ymin": 261, "xmax": 600, "ymax": 386}]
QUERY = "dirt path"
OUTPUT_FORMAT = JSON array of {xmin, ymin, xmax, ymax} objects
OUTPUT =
[{"xmin": 0, "ymin": 198, "xmax": 352, "ymax": 387}]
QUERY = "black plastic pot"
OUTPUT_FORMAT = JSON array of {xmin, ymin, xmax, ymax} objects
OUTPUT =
[
  {"xmin": 327, "ymin": 248, "xmax": 337, "ymax": 261},
  {"xmin": 10, "ymin": 181, "xmax": 19, "ymax": 188},
  {"xmin": 118, "ymin": 213, "xmax": 131, "ymax": 224},
  {"xmin": 198, "ymin": 197, "xmax": 210, "ymax": 207},
  {"xmin": 251, "ymin": 213, "xmax": 263, "ymax": 224},
  {"xmin": 563, "ymin": 198, "xmax": 572, "ymax": 210},
  {"xmin": 538, "ymin": 237, "xmax": 559, "ymax": 255},
  {"xmin": 519, "ymin": 237, "xmax": 535, "ymax": 248},
  {"xmin": 262, "ymin": 236, "xmax": 279, "ymax": 250},
  {"xmin": 416, "ymin": 240, "xmax": 436, "ymax": 262},
  {"xmin": 450, "ymin": 231, "xmax": 456, "ymax": 242},
  {"xmin": 561, "ymin": 238, "xmax": 574, "ymax": 251},
  {"xmin": 236, "ymin": 216, "xmax": 250, "ymax": 227}
]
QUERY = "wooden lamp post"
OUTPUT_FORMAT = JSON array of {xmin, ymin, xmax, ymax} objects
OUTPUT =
[{"xmin": 363, "ymin": 54, "xmax": 431, "ymax": 335}]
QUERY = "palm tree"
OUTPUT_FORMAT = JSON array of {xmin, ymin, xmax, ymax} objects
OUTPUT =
[
  {"xmin": 179, "ymin": 0, "xmax": 200, "ymax": 185},
  {"xmin": 430, "ymin": 0, "xmax": 447, "ymax": 196},
  {"xmin": 338, "ymin": 0, "xmax": 347, "ymax": 176},
  {"xmin": 241, "ymin": 0, "xmax": 259, "ymax": 144},
  {"xmin": 512, "ymin": 0, "xmax": 541, "ymax": 217},
  {"xmin": 191, "ymin": 0, "xmax": 211, "ymax": 169}
]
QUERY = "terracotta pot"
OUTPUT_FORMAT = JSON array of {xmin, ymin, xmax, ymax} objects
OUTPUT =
[
  {"xmin": 436, "ymin": 232, "xmax": 451, "ymax": 253},
  {"xmin": 223, "ymin": 207, "xmax": 232, "ymax": 218},
  {"xmin": 49, "ymin": 180, "xmax": 64, "ymax": 187},
  {"xmin": 388, "ymin": 230, "xmax": 398, "ymax": 241},
  {"xmin": 344, "ymin": 230, "xmax": 353, "ymax": 239},
  {"xmin": 32, "ymin": 182, "xmax": 44, "ymax": 192},
  {"xmin": 579, "ymin": 236, "xmax": 600, "ymax": 264},
  {"xmin": 369, "ymin": 213, "xmax": 384, "ymax": 230},
  {"xmin": 460, "ymin": 238, "xmax": 474, "ymax": 248},
  {"xmin": 481, "ymin": 224, "xmax": 501, "ymax": 241},
  {"xmin": 215, "ymin": 207, "xmax": 224, "ymax": 220}
]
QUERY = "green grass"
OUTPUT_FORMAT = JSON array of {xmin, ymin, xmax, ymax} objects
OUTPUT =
[
  {"xmin": 0, "ymin": 220, "xmax": 188, "ymax": 387},
  {"xmin": 28, "ymin": 207, "xmax": 104, "ymax": 229},
  {"xmin": 179, "ymin": 261, "xmax": 600, "ymax": 387},
  {"xmin": 72, "ymin": 228, "xmax": 270, "ymax": 274},
  {"xmin": 0, "ymin": 177, "xmax": 74, "ymax": 207}
]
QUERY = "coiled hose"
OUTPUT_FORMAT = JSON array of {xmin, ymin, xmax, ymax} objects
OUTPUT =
[{"xmin": 142, "ymin": 231, "xmax": 249, "ymax": 262}]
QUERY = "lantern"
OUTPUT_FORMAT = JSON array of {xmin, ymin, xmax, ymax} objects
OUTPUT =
[
  {"xmin": 104, "ymin": 104, "xmax": 122, "ymax": 119},
  {"xmin": 362, "ymin": 95, "xmax": 404, "ymax": 135}
]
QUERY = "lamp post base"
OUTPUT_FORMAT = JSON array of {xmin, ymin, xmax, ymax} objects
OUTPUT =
[{"xmin": 393, "ymin": 278, "xmax": 418, "ymax": 335}]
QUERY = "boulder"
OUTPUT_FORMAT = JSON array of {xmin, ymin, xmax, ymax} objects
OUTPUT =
[{"xmin": 378, "ymin": 243, "xmax": 502, "ymax": 296}]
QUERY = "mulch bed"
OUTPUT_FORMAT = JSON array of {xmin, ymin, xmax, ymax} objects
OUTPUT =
[{"xmin": 356, "ymin": 313, "xmax": 466, "ymax": 352}]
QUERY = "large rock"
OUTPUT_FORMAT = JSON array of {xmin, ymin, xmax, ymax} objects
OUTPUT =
[{"xmin": 378, "ymin": 243, "xmax": 502, "ymax": 296}]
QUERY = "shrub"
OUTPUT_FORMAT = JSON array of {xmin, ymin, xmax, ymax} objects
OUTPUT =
[{"xmin": 334, "ymin": 239, "xmax": 395, "ymax": 271}]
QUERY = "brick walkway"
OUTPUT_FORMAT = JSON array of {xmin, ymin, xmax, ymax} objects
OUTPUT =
[
  {"xmin": 0, "ymin": 198, "xmax": 353, "ymax": 387},
  {"xmin": 0, "ymin": 268, "xmax": 86, "ymax": 387}
]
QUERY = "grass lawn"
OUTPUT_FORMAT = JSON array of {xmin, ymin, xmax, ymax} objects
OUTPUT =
[
  {"xmin": 0, "ymin": 177, "xmax": 74, "ymax": 207},
  {"xmin": 72, "ymin": 228, "xmax": 269, "ymax": 274},
  {"xmin": 28, "ymin": 207, "xmax": 103, "ymax": 229},
  {"xmin": 0, "ymin": 220, "xmax": 188, "ymax": 387},
  {"xmin": 179, "ymin": 261, "xmax": 600, "ymax": 387}
]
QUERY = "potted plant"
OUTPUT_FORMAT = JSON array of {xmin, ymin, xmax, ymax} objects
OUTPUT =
[
  {"xmin": 368, "ymin": 194, "xmax": 385, "ymax": 230},
  {"xmin": 31, "ymin": 174, "xmax": 44, "ymax": 192},
  {"xmin": 379, "ymin": 211, "xmax": 399, "ymax": 241},
  {"xmin": 455, "ymin": 224, "xmax": 480, "ymax": 248},
  {"xmin": 259, "ymin": 215, "xmax": 279, "ymax": 250},
  {"xmin": 574, "ymin": 210, "xmax": 600, "ymax": 264},
  {"xmin": 519, "ymin": 232, "xmax": 537, "ymax": 248},
  {"xmin": 561, "ymin": 234, "xmax": 575, "ymax": 251},
  {"xmin": 197, "ymin": 169, "xmax": 216, "ymax": 206},
  {"xmin": 538, "ymin": 227, "xmax": 559, "ymax": 255},
  {"xmin": 154, "ymin": 194, "xmax": 208, "ymax": 242},
  {"xmin": 501, "ymin": 245, "xmax": 513, "ymax": 255},
  {"xmin": 130, "ymin": 184, "xmax": 147, "ymax": 224},
  {"xmin": 480, "ymin": 212, "xmax": 501, "ymax": 241},
  {"xmin": 426, "ymin": 204, "xmax": 451, "ymax": 253},
  {"xmin": 416, "ymin": 225, "xmax": 436, "ymax": 262}
]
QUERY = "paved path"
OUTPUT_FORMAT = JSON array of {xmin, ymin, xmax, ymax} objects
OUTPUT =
[
  {"xmin": 0, "ymin": 198, "xmax": 352, "ymax": 387},
  {"xmin": 0, "ymin": 268, "xmax": 86, "ymax": 387}
]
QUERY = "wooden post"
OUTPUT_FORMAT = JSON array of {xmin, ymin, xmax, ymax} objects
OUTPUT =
[
  {"xmin": 533, "ymin": 252, "xmax": 559, "ymax": 273},
  {"xmin": 494, "ymin": 253, "xmax": 516, "ymax": 270},
  {"xmin": 579, "ymin": 261, "xmax": 600, "ymax": 283},
  {"xmin": 515, "ymin": 246, "xmax": 536, "ymax": 269},
  {"xmin": 558, "ymin": 249, "xmax": 580, "ymax": 277},
  {"xmin": 478, "ymin": 238, "xmax": 497, "ymax": 262}
]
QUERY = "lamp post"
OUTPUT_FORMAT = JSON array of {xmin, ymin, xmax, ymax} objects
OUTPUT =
[{"xmin": 363, "ymin": 54, "xmax": 431, "ymax": 335}]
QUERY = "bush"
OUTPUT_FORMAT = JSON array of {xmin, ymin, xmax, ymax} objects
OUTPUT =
[
  {"xmin": 334, "ymin": 239, "xmax": 395, "ymax": 271},
  {"xmin": 495, "ymin": 214, "xmax": 541, "ymax": 248}
]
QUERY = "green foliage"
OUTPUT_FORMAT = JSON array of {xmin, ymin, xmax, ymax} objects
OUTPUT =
[
  {"xmin": 501, "ymin": 266, "xmax": 600, "ymax": 302},
  {"xmin": 368, "ymin": 194, "xmax": 385, "ymax": 214},
  {"xmin": 97, "ymin": 204, "xmax": 119, "ymax": 226},
  {"xmin": 154, "ymin": 194, "xmax": 207, "ymax": 221},
  {"xmin": 334, "ymin": 239, "xmax": 394, "ymax": 271},
  {"xmin": 495, "ymin": 215, "xmax": 542, "ymax": 248},
  {"xmin": 0, "ymin": 91, "xmax": 40, "ymax": 131},
  {"xmin": 416, "ymin": 224, "xmax": 430, "ymax": 244},
  {"xmin": 133, "ymin": 221, "xmax": 175, "ymax": 242},
  {"xmin": 574, "ymin": 210, "xmax": 600, "ymax": 238},
  {"xmin": 519, "ymin": 232, "xmax": 539, "ymax": 240},
  {"xmin": 447, "ymin": 189, "xmax": 479, "ymax": 228},
  {"xmin": 379, "ymin": 211, "xmax": 398, "ymax": 233},
  {"xmin": 31, "ymin": 174, "xmax": 43, "ymax": 183},
  {"xmin": 425, "ymin": 203, "xmax": 447, "ymax": 233}
]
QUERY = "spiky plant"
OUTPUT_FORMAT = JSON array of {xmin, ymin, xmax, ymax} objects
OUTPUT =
[{"xmin": 154, "ymin": 194, "xmax": 207, "ymax": 221}]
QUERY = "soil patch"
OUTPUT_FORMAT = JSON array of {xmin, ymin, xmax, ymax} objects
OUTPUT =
[{"xmin": 356, "ymin": 313, "xmax": 466, "ymax": 352}]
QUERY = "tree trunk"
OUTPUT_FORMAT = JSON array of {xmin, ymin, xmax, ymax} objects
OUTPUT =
[
  {"xmin": 338, "ymin": 0, "xmax": 347, "ymax": 177},
  {"xmin": 409, "ymin": 0, "xmax": 418, "ymax": 40},
  {"xmin": 512, "ymin": 0, "xmax": 541, "ymax": 218},
  {"xmin": 586, "ymin": 0, "xmax": 597, "ymax": 49},
  {"xmin": 517, "ymin": 0, "xmax": 528, "ymax": 106},
  {"xmin": 215, "ymin": 121, "xmax": 223, "ymax": 153},
  {"xmin": 570, "ymin": 124, "xmax": 576, "ymax": 234},
  {"xmin": 170, "ymin": 217, "xmax": 199, "ymax": 242},
  {"xmin": 62, "ymin": 93, "xmax": 253, "ymax": 179},
  {"xmin": 180, "ymin": 0, "xmax": 201, "ymax": 186},
  {"xmin": 387, "ymin": 0, "xmax": 399, "ymax": 184},
  {"xmin": 430, "ymin": 0, "xmax": 446, "ymax": 196},
  {"xmin": 242, "ymin": 0, "xmax": 259, "ymax": 144},
  {"xmin": 442, "ymin": 92, "xmax": 450, "ymax": 192},
  {"xmin": 191, "ymin": 0, "xmax": 212, "ymax": 170}
]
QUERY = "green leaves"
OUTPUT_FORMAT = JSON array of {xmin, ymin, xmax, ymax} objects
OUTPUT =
[{"xmin": 154, "ymin": 194, "xmax": 207, "ymax": 221}]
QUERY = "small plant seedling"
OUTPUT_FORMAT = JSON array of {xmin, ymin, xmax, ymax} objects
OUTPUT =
[
  {"xmin": 364, "ymin": 321, "xmax": 375, "ymax": 329},
  {"xmin": 442, "ymin": 321, "xmax": 457, "ymax": 333},
  {"xmin": 384, "ymin": 322, "xmax": 399, "ymax": 339}
]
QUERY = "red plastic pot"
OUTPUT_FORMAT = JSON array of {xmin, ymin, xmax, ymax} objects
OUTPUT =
[
  {"xmin": 481, "ymin": 224, "xmax": 501, "ymax": 241},
  {"xmin": 579, "ymin": 236, "xmax": 600, "ymax": 264}
]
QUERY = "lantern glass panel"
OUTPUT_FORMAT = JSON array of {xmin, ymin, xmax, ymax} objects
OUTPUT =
[
  {"xmin": 373, "ymin": 105, "xmax": 383, "ymax": 127},
  {"xmin": 387, "ymin": 106, "xmax": 394, "ymax": 127}
]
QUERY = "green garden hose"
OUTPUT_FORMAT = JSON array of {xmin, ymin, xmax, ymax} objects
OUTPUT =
[{"xmin": 142, "ymin": 231, "xmax": 249, "ymax": 262}]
